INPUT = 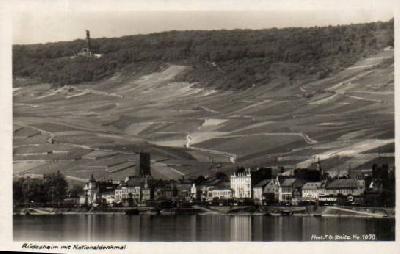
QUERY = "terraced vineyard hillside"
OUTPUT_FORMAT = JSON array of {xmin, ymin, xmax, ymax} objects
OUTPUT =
[{"xmin": 13, "ymin": 25, "xmax": 394, "ymax": 183}]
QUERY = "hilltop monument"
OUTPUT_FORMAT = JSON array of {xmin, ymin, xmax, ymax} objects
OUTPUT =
[{"xmin": 76, "ymin": 30, "xmax": 102, "ymax": 58}]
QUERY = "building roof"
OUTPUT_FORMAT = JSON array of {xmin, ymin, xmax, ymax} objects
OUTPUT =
[
  {"xmin": 265, "ymin": 179, "xmax": 278, "ymax": 187},
  {"xmin": 102, "ymin": 191, "xmax": 115, "ymax": 196},
  {"xmin": 293, "ymin": 179, "xmax": 306, "ymax": 188},
  {"xmin": 253, "ymin": 179, "xmax": 271, "ymax": 188},
  {"xmin": 118, "ymin": 184, "xmax": 140, "ymax": 189},
  {"xmin": 302, "ymin": 182, "xmax": 322, "ymax": 190},
  {"xmin": 96, "ymin": 181, "xmax": 118, "ymax": 191},
  {"xmin": 280, "ymin": 178, "xmax": 296, "ymax": 187},
  {"xmin": 280, "ymin": 168, "xmax": 294, "ymax": 176},
  {"xmin": 199, "ymin": 177, "xmax": 225, "ymax": 187},
  {"xmin": 121, "ymin": 176, "xmax": 154, "ymax": 188},
  {"xmin": 175, "ymin": 183, "xmax": 192, "ymax": 191},
  {"xmin": 325, "ymin": 179, "xmax": 361, "ymax": 189},
  {"xmin": 211, "ymin": 186, "xmax": 232, "ymax": 191}
]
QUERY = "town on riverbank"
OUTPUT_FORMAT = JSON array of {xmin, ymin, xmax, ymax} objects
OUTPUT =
[{"xmin": 13, "ymin": 152, "xmax": 395, "ymax": 218}]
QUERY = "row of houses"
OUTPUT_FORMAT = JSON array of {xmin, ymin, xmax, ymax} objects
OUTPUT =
[
  {"xmin": 199, "ymin": 169, "xmax": 365, "ymax": 205},
  {"xmin": 81, "ymin": 175, "xmax": 199, "ymax": 207},
  {"xmin": 252, "ymin": 177, "xmax": 365, "ymax": 205},
  {"xmin": 228, "ymin": 163, "xmax": 393, "ymax": 206},
  {"xmin": 79, "ymin": 157, "xmax": 393, "ymax": 207}
]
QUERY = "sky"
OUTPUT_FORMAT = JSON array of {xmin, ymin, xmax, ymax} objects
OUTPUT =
[{"xmin": 10, "ymin": 0, "xmax": 396, "ymax": 44}]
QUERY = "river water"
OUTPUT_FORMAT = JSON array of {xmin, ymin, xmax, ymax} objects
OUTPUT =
[{"xmin": 13, "ymin": 215, "xmax": 395, "ymax": 241}]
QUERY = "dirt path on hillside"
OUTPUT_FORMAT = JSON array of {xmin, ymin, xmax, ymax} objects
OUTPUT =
[{"xmin": 296, "ymin": 139, "xmax": 393, "ymax": 168}]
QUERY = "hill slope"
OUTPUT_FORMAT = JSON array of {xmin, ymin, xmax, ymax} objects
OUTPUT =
[
  {"xmin": 13, "ymin": 20, "xmax": 393, "ymax": 90},
  {"xmin": 13, "ymin": 21, "xmax": 394, "ymax": 181}
]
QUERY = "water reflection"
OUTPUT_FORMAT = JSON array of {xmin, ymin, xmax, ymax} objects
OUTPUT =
[
  {"xmin": 13, "ymin": 215, "xmax": 395, "ymax": 242},
  {"xmin": 230, "ymin": 216, "xmax": 251, "ymax": 241}
]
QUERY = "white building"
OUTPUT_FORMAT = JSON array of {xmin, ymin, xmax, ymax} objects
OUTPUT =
[
  {"xmin": 82, "ymin": 175, "xmax": 100, "ymax": 205},
  {"xmin": 190, "ymin": 184, "xmax": 197, "ymax": 200},
  {"xmin": 302, "ymin": 182, "xmax": 323, "ymax": 201},
  {"xmin": 231, "ymin": 169, "xmax": 252, "ymax": 199},
  {"xmin": 79, "ymin": 196, "xmax": 87, "ymax": 206},
  {"xmin": 207, "ymin": 187, "xmax": 232, "ymax": 201},
  {"xmin": 102, "ymin": 192, "xmax": 116, "ymax": 205},
  {"xmin": 278, "ymin": 178, "xmax": 296, "ymax": 203},
  {"xmin": 115, "ymin": 186, "xmax": 141, "ymax": 202},
  {"xmin": 81, "ymin": 175, "xmax": 118, "ymax": 206}
]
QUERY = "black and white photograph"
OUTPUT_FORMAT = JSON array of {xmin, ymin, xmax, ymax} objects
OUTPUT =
[{"xmin": 5, "ymin": 0, "xmax": 397, "ymax": 246}]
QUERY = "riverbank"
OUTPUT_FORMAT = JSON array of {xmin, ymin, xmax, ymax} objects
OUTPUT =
[
  {"xmin": 14, "ymin": 205, "xmax": 395, "ymax": 218},
  {"xmin": 207, "ymin": 205, "xmax": 394, "ymax": 218}
]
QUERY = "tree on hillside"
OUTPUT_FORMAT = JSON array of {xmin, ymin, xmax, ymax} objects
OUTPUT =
[
  {"xmin": 13, "ymin": 19, "xmax": 394, "ymax": 90},
  {"xmin": 43, "ymin": 171, "xmax": 68, "ymax": 205},
  {"xmin": 13, "ymin": 178, "xmax": 24, "ymax": 205}
]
